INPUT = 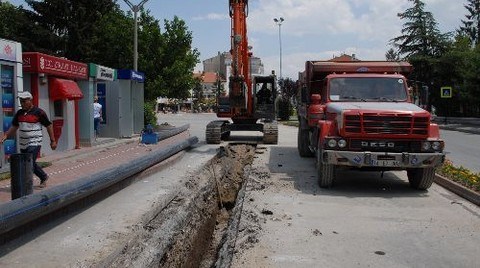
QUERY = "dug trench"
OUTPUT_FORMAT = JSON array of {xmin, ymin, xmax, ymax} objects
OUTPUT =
[{"xmin": 99, "ymin": 144, "xmax": 262, "ymax": 267}]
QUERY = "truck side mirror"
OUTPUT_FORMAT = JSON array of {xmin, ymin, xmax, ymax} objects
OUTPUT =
[{"xmin": 311, "ymin": 94, "xmax": 321, "ymax": 104}]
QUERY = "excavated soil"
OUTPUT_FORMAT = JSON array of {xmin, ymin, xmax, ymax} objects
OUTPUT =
[{"xmin": 103, "ymin": 144, "xmax": 257, "ymax": 267}]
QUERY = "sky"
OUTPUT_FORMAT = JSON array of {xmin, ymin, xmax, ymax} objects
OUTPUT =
[{"xmin": 7, "ymin": 0, "xmax": 468, "ymax": 80}]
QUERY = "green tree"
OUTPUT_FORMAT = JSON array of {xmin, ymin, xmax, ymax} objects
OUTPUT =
[
  {"xmin": 24, "ymin": 0, "xmax": 116, "ymax": 60},
  {"xmin": 137, "ymin": 9, "xmax": 167, "ymax": 101},
  {"xmin": 459, "ymin": 0, "xmax": 480, "ymax": 46},
  {"xmin": 0, "ymin": 1, "xmax": 44, "ymax": 52},
  {"xmin": 390, "ymin": 0, "xmax": 452, "ymax": 115},
  {"xmin": 156, "ymin": 16, "xmax": 200, "ymax": 100},
  {"xmin": 385, "ymin": 48, "xmax": 399, "ymax": 61},
  {"xmin": 192, "ymin": 77, "xmax": 204, "ymax": 111},
  {"xmin": 0, "ymin": 2, "xmax": 23, "ymax": 40},
  {"xmin": 277, "ymin": 78, "xmax": 297, "ymax": 120},
  {"xmin": 89, "ymin": 5, "xmax": 133, "ymax": 68},
  {"xmin": 434, "ymin": 36, "xmax": 480, "ymax": 116},
  {"xmin": 390, "ymin": 0, "xmax": 449, "ymax": 58}
]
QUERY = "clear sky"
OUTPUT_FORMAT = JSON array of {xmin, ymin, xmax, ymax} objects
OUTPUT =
[{"xmin": 7, "ymin": 0, "xmax": 468, "ymax": 80}]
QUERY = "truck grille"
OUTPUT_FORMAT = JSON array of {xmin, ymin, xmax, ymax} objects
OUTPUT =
[
  {"xmin": 344, "ymin": 114, "xmax": 429, "ymax": 135},
  {"xmin": 349, "ymin": 140, "xmax": 423, "ymax": 152}
]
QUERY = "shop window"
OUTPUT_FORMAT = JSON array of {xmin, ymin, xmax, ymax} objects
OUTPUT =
[{"xmin": 54, "ymin": 100, "xmax": 63, "ymax": 117}]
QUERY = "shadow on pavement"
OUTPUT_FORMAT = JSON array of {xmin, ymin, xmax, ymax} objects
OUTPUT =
[{"xmin": 267, "ymin": 146, "xmax": 429, "ymax": 199}]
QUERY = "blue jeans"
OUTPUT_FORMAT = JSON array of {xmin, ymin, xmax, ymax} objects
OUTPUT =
[
  {"xmin": 20, "ymin": 146, "xmax": 48, "ymax": 182},
  {"xmin": 94, "ymin": 117, "xmax": 101, "ymax": 135}
]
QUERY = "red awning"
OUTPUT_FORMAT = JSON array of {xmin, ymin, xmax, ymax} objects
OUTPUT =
[{"xmin": 49, "ymin": 78, "xmax": 84, "ymax": 101}]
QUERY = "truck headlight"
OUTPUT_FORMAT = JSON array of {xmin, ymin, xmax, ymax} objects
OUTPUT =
[
  {"xmin": 338, "ymin": 139, "xmax": 347, "ymax": 148},
  {"xmin": 422, "ymin": 142, "xmax": 431, "ymax": 151},
  {"xmin": 327, "ymin": 139, "xmax": 337, "ymax": 148},
  {"xmin": 432, "ymin": 141, "xmax": 442, "ymax": 151}
]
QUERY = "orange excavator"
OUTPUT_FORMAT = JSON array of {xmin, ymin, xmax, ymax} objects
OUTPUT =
[{"xmin": 205, "ymin": 0, "xmax": 278, "ymax": 144}]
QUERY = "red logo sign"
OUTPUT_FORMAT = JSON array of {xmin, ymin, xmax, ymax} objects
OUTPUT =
[
  {"xmin": 3, "ymin": 45, "xmax": 13, "ymax": 56},
  {"xmin": 23, "ymin": 52, "xmax": 88, "ymax": 80}
]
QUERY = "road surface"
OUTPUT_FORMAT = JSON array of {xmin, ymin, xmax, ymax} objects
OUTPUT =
[{"xmin": 440, "ymin": 129, "xmax": 480, "ymax": 173}]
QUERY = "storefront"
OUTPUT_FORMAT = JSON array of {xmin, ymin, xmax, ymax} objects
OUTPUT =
[
  {"xmin": 0, "ymin": 38, "xmax": 23, "ymax": 171},
  {"xmin": 117, "ymin": 69, "xmax": 145, "ymax": 134},
  {"xmin": 78, "ymin": 63, "xmax": 116, "ymax": 145},
  {"xmin": 22, "ymin": 52, "xmax": 87, "ymax": 155}
]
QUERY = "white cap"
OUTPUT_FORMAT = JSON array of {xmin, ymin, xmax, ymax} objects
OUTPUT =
[{"xmin": 18, "ymin": 91, "xmax": 33, "ymax": 99}]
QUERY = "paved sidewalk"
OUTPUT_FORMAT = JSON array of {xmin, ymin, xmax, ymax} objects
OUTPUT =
[{"xmin": 0, "ymin": 131, "xmax": 191, "ymax": 204}]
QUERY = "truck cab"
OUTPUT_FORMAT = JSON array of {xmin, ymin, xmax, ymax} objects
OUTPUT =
[{"xmin": 297, "ymin": 61, "xmax": 445, "ymax": 190}]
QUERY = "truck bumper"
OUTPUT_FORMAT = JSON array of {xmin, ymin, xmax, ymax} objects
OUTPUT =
[{"xmin": 322, "ymin": 150, "xmax": 445, "ymax": 168}]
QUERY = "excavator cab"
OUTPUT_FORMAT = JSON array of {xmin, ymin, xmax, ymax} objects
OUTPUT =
[{"xmin": 253, "ymin": 75, "xmax": 277, "ymax": 121}]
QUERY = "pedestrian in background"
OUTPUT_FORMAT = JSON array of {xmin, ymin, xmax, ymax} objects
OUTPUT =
[
  {"xmin": 1, "ymin": 91, "xmax": 57, "ymax": 188},
  {"xmin": 93, "ymin": 96, "xmax": 102, "ymax": 140}
]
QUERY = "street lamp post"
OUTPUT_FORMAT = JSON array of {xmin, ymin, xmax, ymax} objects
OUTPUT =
[
  {"xmin": 123, "ymin": 0, "xmax": 150, "ymax": 71},
  {"xmin": 273, "ymin": 17, "xmax": 284, "ymax": 80}
]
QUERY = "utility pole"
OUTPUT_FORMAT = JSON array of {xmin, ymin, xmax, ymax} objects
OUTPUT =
[
  {"xmin": 123, "ymin": 0, "xmax": 150, "ymax": 71},
  {"xmin": 273, "ymin": 17, "xmax": 284, "ymax": 80}
]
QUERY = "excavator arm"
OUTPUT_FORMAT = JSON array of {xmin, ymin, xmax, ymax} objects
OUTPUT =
[
  {"xmin": 228, "ymin": 0, "xmax": 252, "ymax": 116},
  {"xmin": 206, "ymin": 0, "xmax": 278, "ymax": 144}
]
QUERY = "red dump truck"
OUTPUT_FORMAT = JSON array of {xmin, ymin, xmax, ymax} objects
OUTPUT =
[{"xmin": 297, "ymin": 61, "xmax": 445, "ymax": 189}]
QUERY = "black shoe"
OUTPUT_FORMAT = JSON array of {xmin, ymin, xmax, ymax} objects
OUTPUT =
[{"xmin": 39, "ymin": 177, "xmax": 49, "ymax": 188}]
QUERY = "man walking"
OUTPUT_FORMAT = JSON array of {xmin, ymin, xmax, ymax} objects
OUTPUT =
[
  {"xmin": 93, "ymin": 96, "xmax": 102, "ymax": 140},
  {"xmin": 1, "ymin": 91, "xmax": 57, "ymax": 188}
]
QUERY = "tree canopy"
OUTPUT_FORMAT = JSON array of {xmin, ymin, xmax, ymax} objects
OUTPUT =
[
  {"xmin": 390, "ymin": 0, "xmax": 449, "ymax": 58},
  {"xmin": 1, "ymin": 1, "xmax": 199, "ymax": 103},
  {"xmin": 459, "ymin": 0, "xmax": 480, "ymax": 46},
  {"xmin": 390, "ymin": 0, "xmax": 480, "ymax": 116}
]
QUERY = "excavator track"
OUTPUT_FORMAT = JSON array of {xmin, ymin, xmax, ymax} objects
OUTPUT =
[
  {"xmin": 206, "ymin": 120, "xmax": 226, "ymax": 144},
  {"xmin": 262, "ymin": 122, "xmax": 278, "ymax": 144}
]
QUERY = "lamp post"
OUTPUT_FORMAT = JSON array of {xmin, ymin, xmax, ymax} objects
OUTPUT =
[
  {"xmin": 123, "ymin": 0, "xmax": 150, "ymax": 71},
  {"xmin": 273, "ymin": 17, "xmax": 284, "ymax": 80}
]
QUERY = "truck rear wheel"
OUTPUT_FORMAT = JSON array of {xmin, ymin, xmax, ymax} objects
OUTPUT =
[
  {"xmin": 407, "ymin": 168, "xmax": 435, "ymax": 190},
  {"xmin": 298, "ymin": 121, "xmax": 313, "ymax": 157},
  {"xmin": 317, "ymin": 150, "xmax": 335, "ymax": 188}
]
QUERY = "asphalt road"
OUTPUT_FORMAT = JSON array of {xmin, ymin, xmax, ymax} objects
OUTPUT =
[{"xmin": 440, "ymin": 129, "xmax": 480, "ymax": 173}]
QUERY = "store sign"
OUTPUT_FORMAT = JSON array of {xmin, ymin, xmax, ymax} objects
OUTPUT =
[
  {"xmin": 131, "ymin": 71, "xmax": 145, "ymax": 82},
  {"xmin": 23, "ymin": 52, "xmax": 88, "ymax": 79},
  {"xmin": 0, "ymin": 39, "xmax": 17, "ymax": 61},
  {"xmin": 96, "ymin": 65, "xmax": 115, "ymax": 81},
  {"xmin": 117, "ymin": 69, "xmax": 145, "ymax": 82}
]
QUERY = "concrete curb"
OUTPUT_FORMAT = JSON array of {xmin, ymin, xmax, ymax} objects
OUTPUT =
[
  {"xmin": 435, "ymin": 174, "xmax": 480, "ymax": 206},
  {"xmin": 0, "ymin": 136, "xmax": 198, "ymax": 236}
]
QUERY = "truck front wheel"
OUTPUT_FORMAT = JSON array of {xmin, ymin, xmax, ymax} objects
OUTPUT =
[
  {"xmin": 317, "ymin": 150, "xmax": 335, "ymax": 188},
  {"xmin": 298, "ymin": 120, "xmax": 314, "ymax": 157},
  {"xmin": 407, "ymin": 168, "xmax": 435, "ymax": 190}
]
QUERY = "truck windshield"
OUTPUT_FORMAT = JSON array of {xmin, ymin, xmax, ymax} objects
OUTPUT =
[{"xmin": 329, "ymin": 77, "xmax": 408, "ymax": 102}]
